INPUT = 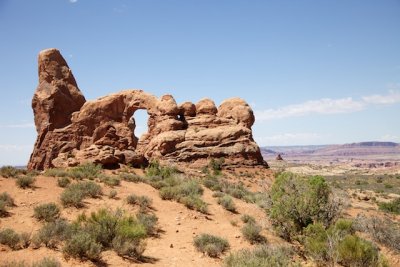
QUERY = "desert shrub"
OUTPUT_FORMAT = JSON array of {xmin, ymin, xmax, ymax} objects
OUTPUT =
[
  {"xmin": 68, "ymin": 163, "xmax": 102, "ymax": 180},
  {"xmin": 16, "ymin": 175, "xmax": 36, "ymax": 189},
  {"xmin": 224, "ymin": 245, "xmax": 300, "ymax": 267},
  {"xmin": 19, "ymin": 232, "xmax": 30, "ymax": 248},
  {"xmin": 203, "ymin": 176, "xmax": 256, "ymax": 202},
  {"xmin": 0, "ymin": 228, "xmax": 21, "ymax": 250},
  {"xmin": 194, "ymin": 234, "xmax": 230, "ymax": 258},
  {"xmin": 33, "ymin": 219, "xmax": 71, "ymax": 248},
  {"xmin": 241, "ymin": 214, "xmax": 256, "ymax": 224},
  {"xmin": 119, "ymin": 172, "xmax": 144, "ymax": 183},
  {"xmin": 355, "ymin": 215, "xmax": 400, "ymax": 252},
  {"xmin": 378, "ymin": 198, "xmax": 400, "ymax": 214},
  {"xmin": 242, "ymin": 222, "xmax": 264, "ymax": 244},
  {"xmin": 44, "ymin": 168, "xmax": 69, "ymax": 178},
  {"xmin": 61, "ymin": 181, "xmax": 102, "ymax": 208},
  {"xmin": 126, "ymin": 194, "xmax": 152, "ymax": 212},
  {"xmin": 57, "ymin": 177, "xmax": 71, "ymax": 188},
  {"xmin": 108, "ymin": 189, "xmax": 118, "ymax": 199},
  {"xmin": 304, "ymin": 219, "xmax": 374, "ymax": 266},
  {"xmin": 137, "ymin": 212, "xmax": 158, "ymax": 236},
  {"xmin": 99, "ymin": 175, "xmax": 121, "ymax": 187},
  {"xmin": 0, "ymin": 166, "xmax": 24, "ymax": 178},
  {"xmin": 304, "ymin": 223, "xmax": 329, "ymax": 263},
  {"xmin": 3, "ymin": 257, "xmax": 62, "ymax": 267},
  {"xmin": 145, "ymin": 160, "xmax": 177, "ymax": 178},
  {"xmin": 203, "ymin": 176, "xmax": 223, "ymax": 191},
  {"xmin": 217, "ymin": 195, "xmax": 236, "ymax": 212},
  {"xmin": 212, "ymin": 192, "xmax": 225, "ymax": 198},
  {"xmin": 63, "ymin": 231, "xmax": 102, "ymax": 261},
  {"xmin": 180, "ymin": 195, "xmax": 208, "ymax": 214},
  {"xmin": 338, "ymin": 235, "xmax": 379, "ymax": 267},
  {"xmin": 0, "ymin": 201, "xmax": 8, "ymax": 217},
  {"xmin": 209, "ymin": 158, "xmax": 225, "ymax": 175},
  {"xmin": 156, "ymin": 177, "xmax": 208, "ymax": 214},
  {"xmin": 60, "ymin": 187, "xmax": 85, "ymax": 208},
  {"xmin": 74, "ymin": 208, "xmax": 147, "ymax": 260},
  {"xmin": 0, "ymin": 192, "xmax": 14, "ymax": 206},
  {"xmin": 268, "ymin": 172, "xmax": 341, "ymax": 240},
  {"xmin": 384, "ymin": 183, "xmax": 393, "ymax": 189},
  {"xmin": 31, "ymin": 257, "xmax": 61, "ymax": 267},
  {"xmin": 34, "ymin": 203, "xmax": 61, "ymax": 222},
  {"xmin": 0, "ymin": 192, "xmax": 14, "ymax": 217}
]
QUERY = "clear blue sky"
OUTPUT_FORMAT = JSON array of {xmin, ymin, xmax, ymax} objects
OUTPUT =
[{"xmin": 0, "ymin": 0, "xmax": 399, "ymax": 165}]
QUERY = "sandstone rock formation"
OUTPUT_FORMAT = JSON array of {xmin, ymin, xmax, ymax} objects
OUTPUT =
[{"xmin": 28, "ymin": 49, "xmax": 267, "ymax": 170}]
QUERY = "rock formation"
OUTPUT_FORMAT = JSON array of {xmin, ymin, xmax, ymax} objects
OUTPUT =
[
  {"xmin": 28, "ymin": 49, "xmax": 267, "ymax": 170},
  {"xmin": 276, "ymin": 154, "xmax": 284, "ymax": 161}
]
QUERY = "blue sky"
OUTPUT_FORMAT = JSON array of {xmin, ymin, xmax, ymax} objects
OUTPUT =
[{"xmin": 0, "ymin": 0, "xmax": 399, "ymax": 165}]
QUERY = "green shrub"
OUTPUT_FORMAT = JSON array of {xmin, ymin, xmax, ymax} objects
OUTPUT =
[
  {"xmin": 155, "ymin": 177, "xmax": 208, "ymax": 214},
  {"xmin": 60, "ymin": 187, "xmax": 85, "ymax": 208},
  {"xmin": 0, "ymin": 192, "xmax": 14, "ymax": 217},
  {"xmin": 203, "ymin": 176, "xmax": 223, "ymax": 191},
  {"xmin": 304, "ymin": 219, "xmax": 373, "ymax": 266},
  {"xmin": 108, "ymin": 189, "xmax": 118, "ymax": 199},
  {"xmin": 99, "ymin": 175, "xmax": 121, "ymax": 187},
  {"xmin": 33, "ymin": 219, "xmax": 71, "ymax": 248},
  {"xmin": 0, "ymin": 166, "xmax": 24, "ymax": 178},
  {"xmin": 304, "ymin": 223, "xmax": 329, "ymax": 263},
  {"xmin": 384, "ymin": 183, "xmax": 393, "ymax": 189},
  {"xmin": 75, "ymin": 208, "xmax": 147, "ymax": 260},
  {"xmin": 63, "ymin": 231, "xmax": 102, "ymax": 261},
  {"xmin": 241, "ymin": 214, "xmax": 256, "ymax": 224},
  {"xmin": 4, "ymin": 257, "xmax": 61, "ymax": 267},
  {"xmin": 209, "ymin": 158, "xmax": 225, "ymax": 175},
  {"xmin": 57, "ymin": 177, "xmax": 71, "ymax": 188},
  {"xmin": 119, "ymin": 172, "xmax": 144, "ymax": 183},
  {"xmin": 0, "ymin": 228, "xmax": 21, "ymax": 250},
  {"xmin": 378, "ymin": 198, "xmax": 400, "ymax": 214},
  {"xmin": 126, "ymin": 194, "xmax": 153, "ymax": 212},
  {"xmin": 61, "ymin": 181, "xmax": 102, "ymax": 208},
  {"xmin": 19, "ymin": 232, "xmax": 30, "ymax": 248},
  {"xmin": 16, "ymin": 176, "xmax": 36, "ymax": 189},
  {"xmin": 194, "ymin": 233, "xmax": 230, "ymax": 258},
  {"xmin": 241, "ymin": 222, "xmax": 263, "ymax": 244},
  {"xmin": 268, "ymin": 172, "xmax": 341, "ymax": 240},
  {"xmin": 218, "ymin": 195, "xmax": 236, "ymax": 212},
  {"xmin": 137, "ymin": 212, "xmax": 158, "ymax": 236},
  {"xmin": 31, "ymin": 257, "xmax": 61, "ymax": 267},
  {"xmin": 145, "ymin": 160, "xmax": 177, "ymax": 178},
  {"xmin": 44, "ymin": 168, "xmax": 69, "ymax": 178},
  {"xmin": 0, "ymin": 201, "xmax": 8, "ymax": 217},
  {"xmin": 212, "ymin": 192, "xmax": 225, "ymax": 198},
  {"xmin": 355, "ymin": 215, "xmax": 400, "ymax": 253},
  {"xmin": 180, "ymin": 195, "xmax": 208, "ymax": 214},
  {"xmin": 0, "ymin": 192, "xmax": 14, "ymax": 206},
  {"xmin": 68, "ymin": 163, "xmax": 102, "ymax": 180},
  {"xmin": 34, "ymin": 203, "xmax": 61, "ymax": 222},
  {"xmin": 224, "ymin": 245, "xmax": 300, "ymax": 267},
  {"xmin": 338, "ymin": 235, "xmax": 379, "ymax": 267}
]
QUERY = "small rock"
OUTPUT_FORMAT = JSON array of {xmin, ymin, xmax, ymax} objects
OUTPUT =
[
  {"xmin": 176, "ymin": 230, "xmax": 179, "ymax": 233},
  {"xmin": 170, "ymin": 244, "xmax": 174, "ymax": 248}
]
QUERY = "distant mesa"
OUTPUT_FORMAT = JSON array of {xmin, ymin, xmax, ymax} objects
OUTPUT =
[{"xmin": 28, "ymin": 48, "xmax": 267, "ymax": 170}]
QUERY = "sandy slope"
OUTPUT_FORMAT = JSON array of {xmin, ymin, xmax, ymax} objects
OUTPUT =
[{"xmin": 0, "ymin": 169, "xmax": 281, "ymax": 267}]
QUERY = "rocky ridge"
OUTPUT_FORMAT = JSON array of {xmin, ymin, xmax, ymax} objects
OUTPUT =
[{"xmin": 28, "ymin": 48, "xmax": 266, "ymax": 170}]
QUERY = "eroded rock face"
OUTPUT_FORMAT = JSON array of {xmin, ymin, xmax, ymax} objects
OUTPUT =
[{"xmin": 28, "ymin": 49, "xmax": 267, "ymax": 170}]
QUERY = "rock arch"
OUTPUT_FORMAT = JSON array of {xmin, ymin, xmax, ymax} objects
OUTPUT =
[{"xmin": 28, "ymin": 49, "xmax": 267, "ymax": 170}]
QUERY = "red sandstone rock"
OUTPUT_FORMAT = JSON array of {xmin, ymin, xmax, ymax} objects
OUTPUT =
[{"xmin": 28, "ymin": 49, "xmax": 267, "ymax": 170}]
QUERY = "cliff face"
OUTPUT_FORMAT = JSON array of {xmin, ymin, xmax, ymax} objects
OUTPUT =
[{"xmin": 28, "ymin": 49, "xmax": 267, "ymax": 170}]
